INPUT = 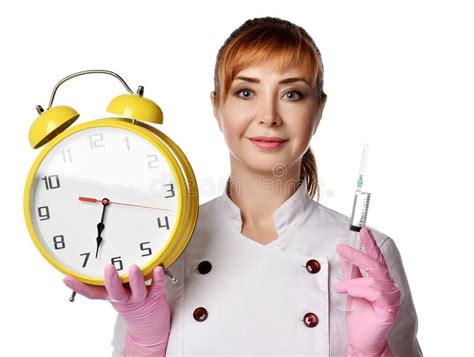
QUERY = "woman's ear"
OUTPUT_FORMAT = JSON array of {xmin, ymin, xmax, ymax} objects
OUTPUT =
[
  {"xmin": 210, "ymin": 91, "xmax": 223, "ymax": 132},
  {"xmin": 313, "ymin": 94, "xmax": 327, "ymax": 135},
  {"xmin": 210, "ymin": 91, "xmax": 217, "ymax": 115}
]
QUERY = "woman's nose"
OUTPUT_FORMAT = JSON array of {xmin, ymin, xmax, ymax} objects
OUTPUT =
[{"xmin": 257, "ymin": 99, "xmax": 282, "ymax": 126}]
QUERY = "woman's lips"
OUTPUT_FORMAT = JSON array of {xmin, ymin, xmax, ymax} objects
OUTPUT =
[
  {"xmin": 249, "ymin": 137, "xmax": 288, "ymax": 151},
  {"xmin": 250, "ymin": 136, "xmax": 287, "ymax": 142}
]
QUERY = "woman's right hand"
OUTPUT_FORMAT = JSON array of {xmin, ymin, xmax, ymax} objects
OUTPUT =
[{"xmin": 63, "ymin": 264, "xmax": 171, "ymax": 357}]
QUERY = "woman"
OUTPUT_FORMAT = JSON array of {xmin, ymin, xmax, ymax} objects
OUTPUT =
[{"xmin": 64, "ymin": 16, "xmax": 423, "ymax": 356}]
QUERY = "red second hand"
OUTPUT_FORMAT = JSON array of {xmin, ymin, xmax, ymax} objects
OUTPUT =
[{"xmin": 78, "ymin": 196, "xmax": 172, "ymax": 211}]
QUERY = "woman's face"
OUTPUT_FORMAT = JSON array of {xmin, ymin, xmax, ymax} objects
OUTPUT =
[{"xmin": 211, "ymin": 62, "xmax": 327, "ymax": 178}]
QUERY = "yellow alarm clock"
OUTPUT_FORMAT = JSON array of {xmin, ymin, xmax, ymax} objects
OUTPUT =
[{"xmin": 23, "ymin": 70, "xmax": 199, "ymax": 289}]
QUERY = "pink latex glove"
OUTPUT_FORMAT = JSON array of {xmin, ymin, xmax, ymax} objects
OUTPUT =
[
  {"xmin": 63, "ymin": 264, "xmax": 170, "ymax": 357},
  {"xmin": 332, "ymin": 227, "xmax": 401, "ymax": 357}
]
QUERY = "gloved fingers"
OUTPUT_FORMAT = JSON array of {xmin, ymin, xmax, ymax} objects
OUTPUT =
[
  {"xmin": 333, "ymin": 276, "xmax": 398, "ymax": 293},
  {"xmin": 341, "ymin": 256, "xmax": 364, "ymax": 280},
  {"xmin": 337, "ymin": 247, "xmax": 363, "ymax": 280},
  {"xmin": 344, "ymin": 284, "xmax": 382, "ymax": 303},
  {"xmin": 127, "ymin": 265, "xmax": 147, "ymax": 302},
  {"xmin": 149, "ymin": 265, "xmax": 166, "ymax": 296},
  {"xmin": 336, "ymin": 244, "xmax": 390, "ymax": 279},
  {"xmin": 333, "ymin": 278, "xmax": 401, "ymax": 310},
  {"xmin": 373, "ymin": 285, "xmax": 401, "ymax": 310},
  {"xmin": 353, "ymin": 263, "xmax": 363, "ymax": 279},
  {"xmin": 360, "ymin": 227, "xmax": 388, "ymax": 269},
  {"xmin": 63, "ymin": 275, "xmax": 109, "ymax": 300},
  {"xmin": 104, "ymin": 264, "xmax": 129, "ymax": 303}
]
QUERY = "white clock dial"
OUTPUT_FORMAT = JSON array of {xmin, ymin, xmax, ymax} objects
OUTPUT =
[{"xmin": 29, "ymin": 126, "xmax": 180, "ymax": 279}]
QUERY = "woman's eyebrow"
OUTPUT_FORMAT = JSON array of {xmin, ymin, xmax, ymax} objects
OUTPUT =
[{"xmin": 234, "ymin": 76, "xmax": 308, "ymax": 85}]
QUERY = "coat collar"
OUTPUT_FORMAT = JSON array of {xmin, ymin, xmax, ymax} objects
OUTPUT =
[{"xmin": 219, "ymin": 177, "xmax": 313, "ymax": 237}]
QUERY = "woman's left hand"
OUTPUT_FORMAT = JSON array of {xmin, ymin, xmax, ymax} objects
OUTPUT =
[{"xmin": 332, "ymin": 227, "xmax": 401, "ymax": 357}]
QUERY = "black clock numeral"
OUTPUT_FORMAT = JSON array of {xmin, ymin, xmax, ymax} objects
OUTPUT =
[
  {"xmin": 88, "ymin": 133, "xmax": 104, "ymax": 149},
  {"xmin": 140, "ymin": 242, "xmax": 152, "ymax": 257},
  {"xmin": 80, "ymin": 252, "xmax": 90, "ymax": 268},
  {"xmin": 41, "ymin": 175, "xmax": 60, "ymax": 190},
  {"xmin": 53, "ymin": 235, "xmax": 65, "ymax": 249},
  {"xmin": 164, "ymin": 183, "xmax": 175, "ymax": 198},
  {"xmin": 147, "ymin": 154, "xmax": 159, "ymax": 169},
  {"xmin": 157, "ymin": 216, "xmax": 170, "ymax": 230},
  {"xmin": 111, "ymin": 256, "xmax": 124, "ymax": 271},
  {"xmin": 38, "ymin": 206, "xmax": 50, "ymax": 220}
]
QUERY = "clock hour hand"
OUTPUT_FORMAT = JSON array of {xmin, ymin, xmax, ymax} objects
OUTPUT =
[
  {"xmin": 95, "ymin": 222, "xmax": 104, "ymax": 259},
  {"xmin": 95, "ymin": 198, "xmax": 109, "ymax": 259}
]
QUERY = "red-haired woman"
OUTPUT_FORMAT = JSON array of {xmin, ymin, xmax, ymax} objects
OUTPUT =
[{"xmin": 64, "ymin": 17, "xmax": 423, "ymax": 357}]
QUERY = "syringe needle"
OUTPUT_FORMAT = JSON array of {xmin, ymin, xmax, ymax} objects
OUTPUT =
[{"xmin": 357, "ymin": 144, "xmax": 369, "ymax": 189}]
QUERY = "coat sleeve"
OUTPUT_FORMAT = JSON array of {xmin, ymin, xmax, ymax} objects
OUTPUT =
[
  {"xmin": 110, "ymin": 313, "xmax": 126, "ymax": 356},
  {"xmin": 111, "ymin": 348, "xmax": 124, "ymax": 357},
  {"xmin": 379, "ymin": 236, "xmax": 423, "ymax": 357}
]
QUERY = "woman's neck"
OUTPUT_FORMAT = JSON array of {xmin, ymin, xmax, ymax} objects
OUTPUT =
[{"xmin": 227, "ymin": 157, "xmax": 303, "ymax": 238}]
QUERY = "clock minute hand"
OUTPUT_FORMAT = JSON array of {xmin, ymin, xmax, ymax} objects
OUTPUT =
[
  {"xmin": 95, "ymin": 198, "xmax": 109, "ymax": 259},
  {"xmin": 79, "ymin": 196, "xmax": 171, "ymax": 211}
]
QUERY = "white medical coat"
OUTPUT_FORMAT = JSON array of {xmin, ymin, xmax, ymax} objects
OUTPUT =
[{"xmin": 111, "ymin": 179, "xmax": 423, "ymax": 356}]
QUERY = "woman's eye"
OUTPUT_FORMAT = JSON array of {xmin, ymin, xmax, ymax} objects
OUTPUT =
[
  {"xmin": 235, "ymin": 88, "xmax": 253, "ymax": 99},
  {"xmin": 285, "ymin": 90, "xmax": 304, "ymax": 101},
  {"xmin": 234, "ymin": 88, "xmax": 304, "ymax": 101}
]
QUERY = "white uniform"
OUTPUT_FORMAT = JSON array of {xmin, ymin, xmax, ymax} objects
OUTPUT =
[{"xmin": 111, "ymin": 178, "xmax": 423, "ymax": 356}]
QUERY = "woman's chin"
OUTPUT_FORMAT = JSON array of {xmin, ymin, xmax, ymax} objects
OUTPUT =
[{"xmin": 244, "ymin": 158, "xmax": 294, "ymax": 178}]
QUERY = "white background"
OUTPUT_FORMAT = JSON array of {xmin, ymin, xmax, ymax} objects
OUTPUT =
[{"xmin": 1, "ymin": 0, "xmax": 472, "ymax": 355}]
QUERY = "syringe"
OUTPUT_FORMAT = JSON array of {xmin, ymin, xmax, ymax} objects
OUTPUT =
[{"xmin": 345, "ymin": 144, "xmax": 371, "ymax": 311}]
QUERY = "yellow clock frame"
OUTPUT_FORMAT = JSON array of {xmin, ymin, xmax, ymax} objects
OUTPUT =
[{"xmin": 23, "ymin": 70, "xmax": 199, "ymax": 286}]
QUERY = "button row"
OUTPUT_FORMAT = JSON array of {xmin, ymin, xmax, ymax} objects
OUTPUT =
[
  {"xmin": 197, "ymin": 259, "xmax": 321, "ymax": 275},
  {"xmin": 192, "ymin": 307, "xmax": 319, "ymax": 327},
  {"xmin": 192, "ymin": 258, "xmax": 321, "ymax": 327}
]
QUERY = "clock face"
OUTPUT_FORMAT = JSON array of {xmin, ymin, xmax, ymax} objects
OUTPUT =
[{"xmin": 28, "ymin": 126, "xmax": 180, "ymax": 279}]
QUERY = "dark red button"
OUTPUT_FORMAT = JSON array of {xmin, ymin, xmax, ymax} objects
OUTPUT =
[
  {"xmin": 303, "ymin": 312, "xmax": 319, "ymax": 327},
  {"xmin": 197, "ymin": 261, "xmax": 212, "ymax": 274},
  {"xmin": 193, "ymin": 307, "xmax": 208, "ymax": 322},
  {"xmin": 306, "ymin": 259, "xmax": 321, "ymax": 274}
]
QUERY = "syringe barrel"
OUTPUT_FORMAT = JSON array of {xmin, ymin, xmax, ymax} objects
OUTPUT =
[{"xmin": 350, "ymin": 191, "xmax": 371, "ymax": 232}]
